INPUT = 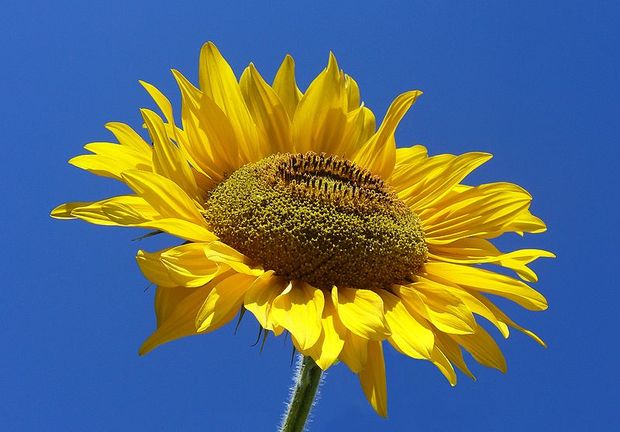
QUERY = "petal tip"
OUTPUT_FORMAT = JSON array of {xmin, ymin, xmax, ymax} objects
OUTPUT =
[
  {"xmin": 202, "ymin": 41, "xmax": 219, "ymax": 52},
  {"xmin": 327, "ymin": 51, "xmax": 339, "ymax": 72}
]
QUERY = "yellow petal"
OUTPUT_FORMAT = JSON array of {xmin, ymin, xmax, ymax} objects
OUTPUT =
[
  {"xmin": 141, "ymin": 109, "xmax": 198, "ymax": 198},
  {"xmin": 397, "ymin": 280, "xmax": 477, "ymax": 335},
  {"xmin": 429, "ymin": 238, "xmax": 500, "ymax": 262},
  {"xmin": 421, "ymin": 182, "xmax": 533, "ymax": 244},
  {"xmin": 431, "ymin": 345, "xmax": 457, "ymax": 386},
  {"xmin": 429, "ymin": 238, "xmax": 555, "ymax": 282},
  {"xmin": 394, "ymin": 153, "xmax": 456, "ymax": 193},
  {"xmin": 50, "ymin": 201, "xmax": 92, "ymax": 219},
  {"xmin": 397, "ymin": 152, "xmax": 492, "ymax": 211},
  {"xmin": 360, "ymin": 106, "xmax": 376, "ymax": 145},
  {"xmin": 69, "ymin": 143, "xmax": 151, "ymax": 180},
  {"xmin": 63, "ymin": 195, "xmax": 215, "ymax": 242},
  {"xmin": 338, "ymin": 331, "xmax": 369, "ymax": 373},
  {"xmin": 239, "ymin": 63, "xmax": 292, "ymax": 155},
  {"xmin": 172, "ymin": 69, "xmax": 225, "ymax": 181},
  {"xmin": 153, "ymin": 286, "xmax": 194, "ymax": 327},
  {"xmin": 243, "ymin": 271, "xmax": 287, "ymax": 333},
  {"xmin": 136, "ymin": 219, "xmax": 216, "ymax": 243},
  {"xmin": 472, "ymin": 292, "xmax": 546, "ymax": 347},
  {"xmin": 435, "ymin": 332, "xmax": 476, "ymax": 380},
  {"xmin": 139, "ymin": 80, "xmax": 175, "ymax": 125},
  {"xmin": 506, "ymin": 210, "xmax": 547, "ymax": 234},
  {"xmin": 136, "ymin": 243, "xmax": 223, "ymax": 288},
  {"xmin": 307, "ymin": 294, "xmax": 346, "ymax": 370},
  {"xmin": 195, "ymin": 272, "xmax": 258, "ymax": 332},
  {"xmin": 203, "ymin": 241, "xmax": 264, "ymax": 276},
  {"xmin": 424, "ymin": 262, "xmax": 548, "ymax": 311},
  {"xmin": 451, "ymin": 325, "xmax": 507, "ymax": 372},
  {"xmin": 394, "ymin": 144, "xmax": 428, "ymax": 168},
  {"xmin": 353, "ymin": 90, "xmax": 422, "ymax": 179},
  {"xmin": 271, "ymin": 281, "xmax": 324, "ymax": 350},
  {"xmin": 197, "ymin": 92, "xmax": 243, "ymax": 171},
  {"xmin": 419, "ymin": 273, "xmax": 510, "ymax": 338},
  {"xmin": 105, "ymin": 122, "xmax": 151, "ymax": 152},
  {"xmin": 358, "ymin": 341, "xmax": 388, "ymax": 417},
  {"xmin": 120, "ymin": 170, "xmax": 205, "ymax": 226},
  {"xmin": 272, "ymin": 54, "xmax": 302, "ymax": 120},
  {"xmin": 344, "ymin": 74, "xmax": 361, "ymax": 111},
  {"xmin": 198, "ymin": 42, "xmax": 260, "ymax": 163},
  {"xmin": 332, "ymin": 287, "xmax": 390, "ymax": 340},
  {"xmin": 500, "ymin": 250, "xmax": 555, "ymax": 282},
  {"xmin": 334, "ymin": 106, "xmax": 374, "ymax": 158},
  {"xmin": 82, "ymin": 142, "xmax": 151, "ymax": 166},
  {"xmin": 140, "ymin": 283, "xmax": 215, "ymax": 355},
  {"xmin": 291, "ymin": 52, "xmax": 348, "ymax": 155},
  {"xmin": 378, "ymin": 289, "xmax": 434, "ymax": 359},
  {"xmin": 135, "ymin": 250, "xmax": 178, "ymax": 288},
  {"xmin": 68, "ymin": 195, "xmax": 160, "ymax": 226}
]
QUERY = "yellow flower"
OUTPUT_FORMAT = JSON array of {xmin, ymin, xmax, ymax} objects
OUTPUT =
[{"xmin": 52, "ymin": 42, "xmax": 553, "ymax": 416}]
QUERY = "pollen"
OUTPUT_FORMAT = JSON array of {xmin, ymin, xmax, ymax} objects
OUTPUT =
[{"xmin": 205, "ymin": 152, "xmax": 427, "ymax": 290}]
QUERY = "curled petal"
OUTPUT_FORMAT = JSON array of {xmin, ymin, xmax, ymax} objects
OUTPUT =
[
  {"xmin": 243, "ymin": 271, "xmax": 287, "ymax": 333},
  {"xmin": 195, "ymin": 273, "xmax": 259, "ymax": 332},
  {"xmin": 306, "ymin": 294, "xmax": 347, "ymax": 370},
  {"xmin": 332, "ymin": 287, "xmax": 390, "ymax": 340},
  {"xmin": 271, "ymin": 281, "xmax": 324, "ymax": 350},
  {"xmin": 136, "ymin": 243, "xmax": 223, "ymax": 288}
]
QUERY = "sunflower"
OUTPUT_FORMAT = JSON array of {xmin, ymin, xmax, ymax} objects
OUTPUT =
[{"xmin": 52, "ymin": 42, "xmax": 553, "ymax": 417}]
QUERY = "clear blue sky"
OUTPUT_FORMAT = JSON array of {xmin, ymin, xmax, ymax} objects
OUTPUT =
[{"xmin": 2, "ymin": 1, "xmax": 618, "ymax": 430}]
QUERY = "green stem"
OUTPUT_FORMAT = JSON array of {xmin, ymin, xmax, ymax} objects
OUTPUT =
[{"xmin": 280, "ymin": 356, "xmax": 323, "ymax": 432}]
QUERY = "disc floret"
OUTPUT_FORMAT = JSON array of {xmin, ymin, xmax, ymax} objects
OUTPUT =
[{"xmin": 206, "ymin": 152, "xmax": 427, "ymax": 290}]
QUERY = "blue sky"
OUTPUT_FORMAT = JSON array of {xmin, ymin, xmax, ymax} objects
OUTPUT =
[{"xmin": 2, "ymin": 1, "xmax": 618, "ymax": 430}]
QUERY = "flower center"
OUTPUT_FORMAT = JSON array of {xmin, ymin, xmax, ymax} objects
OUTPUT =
[{"xmin": 205, "ymin": 152, "xmax": 427, "ymax": 290}]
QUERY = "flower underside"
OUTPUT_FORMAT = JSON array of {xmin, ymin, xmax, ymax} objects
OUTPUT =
[{"xmin": 206, "ymin": 152, "xmax": 428, "ymax": 290}]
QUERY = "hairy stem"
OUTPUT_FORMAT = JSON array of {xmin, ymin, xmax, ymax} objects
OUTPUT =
[{"xmin": 280, "ymin": 356, "xmax": 323, "ymax": 432}]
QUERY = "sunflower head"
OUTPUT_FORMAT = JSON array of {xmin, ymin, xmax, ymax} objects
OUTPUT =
[{"xmin": 52, "ymin": 41, "xmax": 553, "ymax": 418}]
